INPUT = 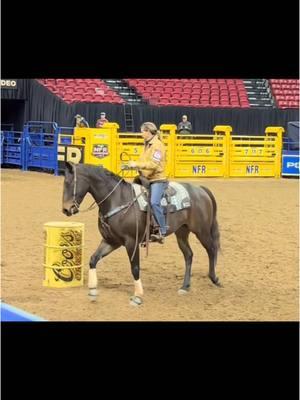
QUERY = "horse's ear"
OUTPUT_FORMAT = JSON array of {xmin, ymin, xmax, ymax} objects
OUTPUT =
[{"xmin": 65, "ymin": 161, "xmax": 74, "ymax": 174}]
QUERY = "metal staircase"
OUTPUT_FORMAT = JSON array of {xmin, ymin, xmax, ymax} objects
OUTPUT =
[
  {"xmin": 243, "ymin": 79, "xmax": 275, "ymax": 108},
  {"xmin": 104, "ymin": 79, "xmax": 145, "ymax": 105}
]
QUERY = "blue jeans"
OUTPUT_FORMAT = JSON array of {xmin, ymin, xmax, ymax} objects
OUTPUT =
[{"xmin": 150, "ymin": 181, "xmax": 168, "ymax": 235}]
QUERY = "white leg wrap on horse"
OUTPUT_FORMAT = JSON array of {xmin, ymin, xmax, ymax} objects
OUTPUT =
[
  {"xmin": 88, "ymin": 269, "xmax": 98, "ymax": 289},
  {"xmin": 134, "ymin": 279, "xmax": 144, "ymax": 297}
]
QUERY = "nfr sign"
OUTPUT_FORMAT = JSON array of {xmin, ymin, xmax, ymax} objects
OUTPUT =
[
  {"xmin": 246, "ymin": 165, "xmax": 259, "ymax": 174},
  {"xmin": 193, "ymin": 165, "xmax": 206, "ymax": 174},
  {"xmin": 58, "ymin": 145, "xmax": 85, "ymax": 170}
]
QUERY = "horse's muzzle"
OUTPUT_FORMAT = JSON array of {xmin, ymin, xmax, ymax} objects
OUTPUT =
[{"xmin": 62, "ymin": 205, "xmax": 78, "ymax": 216}]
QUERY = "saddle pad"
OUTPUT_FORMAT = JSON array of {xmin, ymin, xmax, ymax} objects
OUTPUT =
[{"xmin": 133, "ymin": 182, "xmax": 191, "ymax": 213}]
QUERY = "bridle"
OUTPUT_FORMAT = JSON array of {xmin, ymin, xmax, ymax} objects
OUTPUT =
[{"xmin": 71, "ymin": 164, "xmax": 125, "ymax": 213}]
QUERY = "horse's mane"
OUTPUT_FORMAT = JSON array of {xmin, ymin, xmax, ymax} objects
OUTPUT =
[{"xmin": 81, "ymin": 164, "xmax": 130, "ymax": 186}]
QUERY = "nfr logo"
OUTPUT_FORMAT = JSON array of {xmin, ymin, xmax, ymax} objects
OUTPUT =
[
  {"xmin": 193, "ymin": 165, "xmax": 206, "ymax": 174},
  {"xmin": 287, "ymin": 162, "xmax": 299, "ymax": 169},
  {"xmin": 246, "ymin": 165, "xmax": 259, "ymax": 174}
]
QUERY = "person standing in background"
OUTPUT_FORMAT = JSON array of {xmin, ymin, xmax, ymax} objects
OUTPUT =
[
  {"xmin": 96, "ymin": 112, "xmax": 109, "ymax": 128},
  {"xmin": 177, "ymin": 115, "xmax": 192, "ymax": 134}
]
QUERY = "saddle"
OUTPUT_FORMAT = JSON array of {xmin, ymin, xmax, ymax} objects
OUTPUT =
[
  {"xmin": 132, "ymin": 176, "xmax": 190, "ymax": 214},
  {"xmin": 133, "ymin": 176, "xmax": 176, "ymax": 206}
]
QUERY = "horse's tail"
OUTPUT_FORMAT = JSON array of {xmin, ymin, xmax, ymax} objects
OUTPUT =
[{"xmin": 200, "ymin": 186, "xmax": 221, "ymax": 252}]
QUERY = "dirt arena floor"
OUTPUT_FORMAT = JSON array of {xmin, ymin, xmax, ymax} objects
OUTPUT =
[{"xmin": 1, "ymin": 168, "xmax": 299, "ymax": 321}]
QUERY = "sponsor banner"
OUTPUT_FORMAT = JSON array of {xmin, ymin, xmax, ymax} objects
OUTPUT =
[{"xmin": 282, "ymin": 154, "xmax": 300, "ymax": 176}]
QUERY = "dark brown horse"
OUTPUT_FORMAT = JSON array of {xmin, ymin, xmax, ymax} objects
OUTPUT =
[{"xmin": 62, "ymin": 162, "xmax": 221, "ymax": 305}]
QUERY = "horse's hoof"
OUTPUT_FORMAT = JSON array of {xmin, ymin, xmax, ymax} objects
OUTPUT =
[
  {"xmin": 88, "ymin": 288, "xmax": 98, "ymax": 301},
  {"xmin": 210, "ymin": 277, "xmax": 223, "ymax": 287},
  {"xmin": 178, "ymin": 288, "xmax": 189, "ymax": 295},
  {"xmin": 130, "ymin": 296, "xmax": 143, "ymax": 306}
]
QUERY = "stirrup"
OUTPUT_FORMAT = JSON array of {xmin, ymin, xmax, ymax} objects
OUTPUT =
[{"xmin": 150, "ymin": 233, "xmax": 165, "ymax": 244}]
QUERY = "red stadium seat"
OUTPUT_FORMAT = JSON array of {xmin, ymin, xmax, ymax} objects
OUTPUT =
[
  {"xmin": 38, "ymin": 78, "xmax": 124, "ymax": 104},
  {"xmin": 270, "ymin": 79, "xmax": 300, "ymax": 108}
]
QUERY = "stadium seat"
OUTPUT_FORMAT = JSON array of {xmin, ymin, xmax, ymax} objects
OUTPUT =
[
  {"xmin": 38, "ymin": 79, "xmax": 124, "ymax": 105},
  {"xmin": 269, "ymin": 78, "xmax": 299, "ymax": 108}
]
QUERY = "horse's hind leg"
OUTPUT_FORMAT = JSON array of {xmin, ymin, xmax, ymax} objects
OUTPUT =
[
  {"xmin": 195, "ymin": 232, "xmax": 221, "ymax": 287},
  {"xmin": 88, "ymin": 240, "xmax": 120, "ymax": 300},
  {"xmin": 175, "ymin": 225, "xmax": 193, "ymax": 294}
]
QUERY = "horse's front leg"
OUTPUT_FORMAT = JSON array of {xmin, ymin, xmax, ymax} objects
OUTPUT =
[
  {"xmin": 125, "ymin": 240, "xmax": 144, "ymax": 306},
  {"xmin": 88, "ymin": 239, "xmax": 120, "ymax": 301}
]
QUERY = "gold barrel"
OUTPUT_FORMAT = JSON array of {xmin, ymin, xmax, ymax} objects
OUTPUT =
[{"xmin": 43, "ymin": 221, "xmax": 84, "ymax": 288}]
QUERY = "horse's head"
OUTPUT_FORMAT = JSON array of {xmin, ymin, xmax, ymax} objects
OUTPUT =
[{"xmin": 62, "ymin": 162, "xmax": 89, "ymax": 216}]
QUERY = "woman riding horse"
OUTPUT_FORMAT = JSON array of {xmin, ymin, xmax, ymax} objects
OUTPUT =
[
  {"xmin": 127, "ymin": 122, "xmax": 168, "ymax": 243},
  {"xmin": 62, "ymin": 135, "xmax": 221, "ymax": 305}
]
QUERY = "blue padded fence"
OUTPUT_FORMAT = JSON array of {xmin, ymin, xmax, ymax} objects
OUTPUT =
[
  {"xmin": 1, "ymin": 302, "xmax": 45, "ymax": 322},
  {"xmin": 1, "ymin": 130, "xmax": 25, "ymax": 166},
  {"xmin": 23, "ymin": 121, "xmax": 59, "ymax": 175}
]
